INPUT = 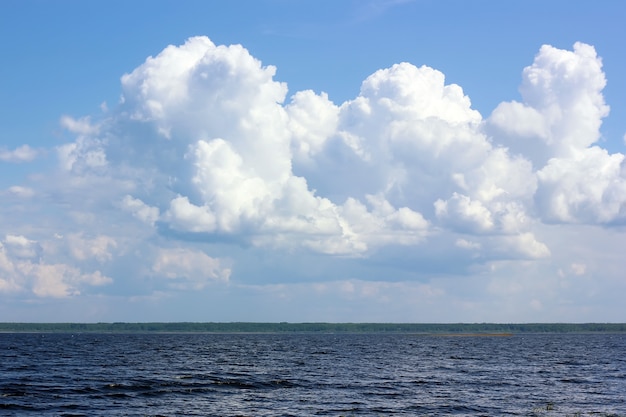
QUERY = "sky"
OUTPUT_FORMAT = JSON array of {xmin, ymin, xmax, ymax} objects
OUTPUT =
[{"xmin": 1, "ymin": 0, "xmax": 626, "ymax": 323}]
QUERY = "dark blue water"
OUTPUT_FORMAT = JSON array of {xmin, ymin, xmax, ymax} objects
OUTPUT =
[{"xmin": 1, "ymin": 332, "xmax": 624, "ymax": 416}]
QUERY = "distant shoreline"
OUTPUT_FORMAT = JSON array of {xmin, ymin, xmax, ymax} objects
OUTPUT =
[
  {"xmin": 433, "ymin": 333, "xmax": 514, "ymax": 337},
  {"xmin": 0, "ymin": 322, "xmax": 625, "ymax": 334}
]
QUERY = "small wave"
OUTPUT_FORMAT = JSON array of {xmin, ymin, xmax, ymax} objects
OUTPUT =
[
  {"xmin": 559, "ymin": 377, "xmax": 588, "ymax": 384},
  {"xmin": 0, "ymin": 402, "xmax": 37, "ymax": 411},
  {"xmin": 211, "ymin": 377, "xmax": 295, "ymax": 390}
]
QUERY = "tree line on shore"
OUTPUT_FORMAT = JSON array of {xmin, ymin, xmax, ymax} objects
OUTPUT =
[{"xmin": 1, "ymin": 322, "xmax": 625, "ymax": 333}]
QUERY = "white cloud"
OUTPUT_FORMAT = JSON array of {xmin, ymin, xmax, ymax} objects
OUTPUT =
[
  {"xmin": 6, "ymin": 186, "xmax": 35, "ymax": 198},
  {"xmin": 488, "ymin": 42, "xmax": 609, "ymax": 165},
  {"xmin": 520, "ymin": 43, "xmax": 608, "ymax": 151},
  {"xmin": 164, "ymin": 195, "xmax": 218, "ymax": 233},
  {"xmin": 536, "ymin": 147, "xmax": 626, "ymax": 223},
  {"xmin": 57, "ymin": 137, "xmax": 107, "ymax": 173},
  {"xmin": 498, "ymin": 232, "xmax": 551, "ymax": 259},
  {"xmin": 18, "ymin": 263, "xmax": 111, "ymax": 298},
  {"xmin": 435, "ymin": 193, "xmax": 494, "ymax": 233},
  {"xmin": 486, "ymin": 42, "xmax": 626, "ymax": 225},
  {"xmin": 66, "ymin": 233, "xmax": 117, "ymax": 262},
  {"xmin": 4, "ymin": 234, "xmax": 42, "ymax": 260},
  {"xmin": 329, "ymin": 63, "xmax": 488, "ymax": 191},
  {"xmin": 0, "ymin": 243, "xmax": 21, "ymax": 293},
  {"xmin": 100, "ymin": 36, "xmax": 434, "ymax": 256},
  {"xmin": 0, "ymin": 235, "xmax": 112, "ymax": 298},
  {"xmin": 152, "ymin": 248, "xmax": 231, "ymax": 289},
  {"xmin": 287, "ymin": 90, "xmax": 339, "ymax": 163},
  {"xmin": 455, "ymin": 238, "xmax": 481, "ymax": 251},
  {"xmin": 120, "ymin": 195, "xmax": 160, "ymax": 226},
  {"xmin": 0, "ymin": 145, "xmax": 39, "ymax": 162},
  {"xmin": 53, "ymin": 37, "xmax": 626, "ymax": 262},
  {"xmin": 60, "ymin": 115, "xmax": 99, "ymax": 136},
  {"xmin": 12, "ymin": 37, "xmax": 625, "ymax": 321}
]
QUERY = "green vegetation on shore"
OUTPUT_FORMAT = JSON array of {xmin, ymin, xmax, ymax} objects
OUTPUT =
[{"xmin": 1, "ymin": 322, "xmax": 625, "ymax": 333}]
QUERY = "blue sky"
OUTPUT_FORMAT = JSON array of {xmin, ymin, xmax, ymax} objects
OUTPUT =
[{"xmin": 1, "ymin": 0, "xmax": 626, "ymax": 323}]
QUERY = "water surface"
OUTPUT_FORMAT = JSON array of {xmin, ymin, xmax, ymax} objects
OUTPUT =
[{"xmin": 1, "ymin": 332, "xmax": 624, "ymax": 416}]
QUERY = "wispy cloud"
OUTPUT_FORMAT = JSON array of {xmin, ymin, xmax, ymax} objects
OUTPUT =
[
  {"xmin": 0, "ymin": 145, "xmax": 40, "ymax": 163},
  {"xmin": 350, "ymin": 0, "xmax": 415, "ymax": 23}
]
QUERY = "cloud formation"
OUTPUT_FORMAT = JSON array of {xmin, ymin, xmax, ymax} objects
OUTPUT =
[
  {"xmin": 53, "ymin": 37, "xmax": 626, "ymax": 265},
  {"xmin": 487, "ymin": 42, "xmax": 626, "ymax": 224},
  {"xmin": 95, "ymin": 37, "xmax": 430, "ymax": 256},
  {"xmin": 152, "ymin": 248, "xmax": 231, "ymax": 289},
  {"xmin": 0, "ymin": 235, "xmax": 111, "ymax": 297},
  {"xmin": 2, "ymin": 36, "xmax": 625, "ymax": 317}
]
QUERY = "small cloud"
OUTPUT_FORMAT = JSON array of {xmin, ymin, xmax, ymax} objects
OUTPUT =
[
  {"xmin": 67, "ymin": 233, "xmax": 117, "ymax": 262},
  {"xmin": 23, "ymin": 263, "xmax": 112, "ymax": 298},
  {"xmin": 455, "ymin": 238, "xmax": 481, "ymax": 250},
  {"xmin": 120, "ymin": 195, "xmax": 160, "ymax": 226},
  {"xmin": 0, "ymin": 145, "xmax": 39, "ymax": 163},
  {"xmin": 152, "ymin": 248, "xmax": 231, "ymax": 289},
  {"xmin": 7, "ymin": 186, "xmax": 35, "ymax": 198},
  {"xmin": 60, "ymin": 115, "xmax": 99, "ymax": 135},
  {"xmin": 3, "ymin": 234, "xmax": 42, "ymax": 260},
  {"xmin": 570, "ymin": 263, "xmax": 587, "ymax": 275},
  {"xmin": 1, "ymin": 234, "xmax": 112, "ymax": 297}
]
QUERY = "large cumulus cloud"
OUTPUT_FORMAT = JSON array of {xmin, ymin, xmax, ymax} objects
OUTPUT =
[
  {"xmin": 59, "ymin": 37, "xmax": 626, "ymax": 259},
  {"xmin": 487, "ymin": 42, "xmax": 626, "ymax": 224},
  {"xmin": 5, "ymin": 36, "xmax": 625, "ymax": 301},
  {"xmin": 84, "ymin": 36, "xmax": 430, "ymax": 256}
]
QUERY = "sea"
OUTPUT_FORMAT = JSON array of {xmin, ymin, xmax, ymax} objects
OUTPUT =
[{"xmin": 0, "ymin": 332, "xmax": 624, "ymax": 416}]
